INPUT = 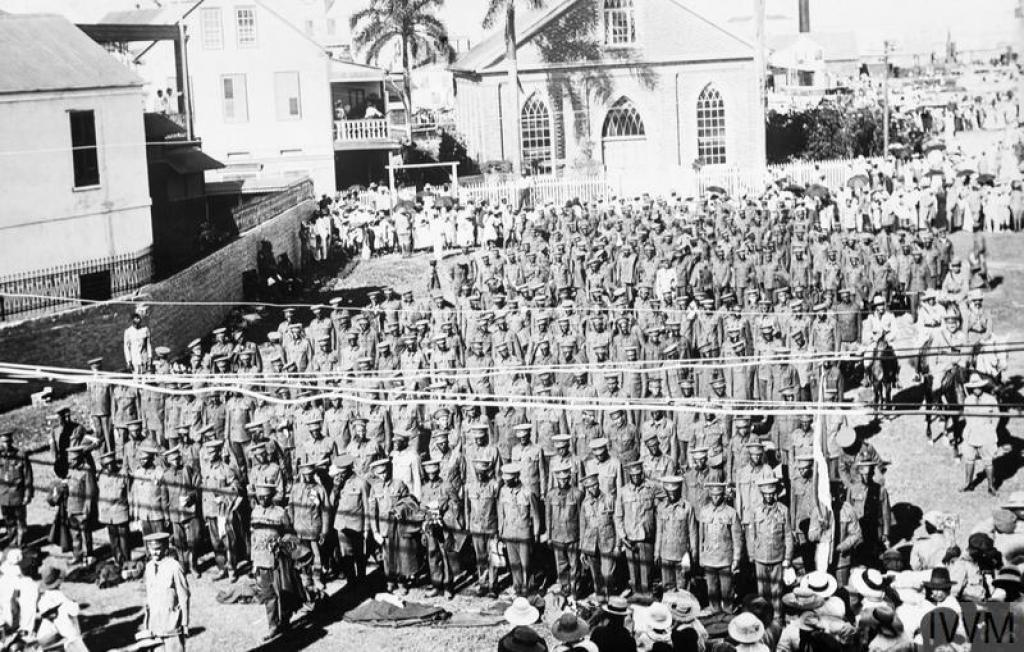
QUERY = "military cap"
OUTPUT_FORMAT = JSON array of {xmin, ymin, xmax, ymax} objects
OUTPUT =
[
  {"xmin": 254, "ymin": 482, "xmax": 277, "ymax": 496},
  {"xmin": 87, "ymin": 357, "xmax": 103, "ymax": 366},
  {"xmin": 588, "ymin": 438, "xmax": 609, "ymax": 450},
  {"xmin": 212, "ymin": 327, "xmax": 226, "ymax": 335},
  {"xmin": 163, "ymin": 446, "xmax": 182, "ymax": 459},
  {"xmin": 501, "ymin": 463, "xmax": 522, "ymax": 476},
  {"xmin": 513, "ymin": 424, "xmax": 533, "ymax": 434},
  {"xmin": 472, "ymin": 458, "xmax": 494, "ymax": 470},
  {"xmin": 706, "ymin": 481, "xmax": 727, "ymax": 494},
  {"xmin": 143, "ymin": 532, "xmax": 171, "ymax": 544},
  {"xmin": 203, "ymin": 439, "xmax": 224, "ymax": 450},
  {"xmin": 582, "ymin": 473, "xmax": 600, "ymax": 487},
  {"xmin": 625, "ymin": 461, "xmax": 644, "ymax": 475},
  {"xmin": 552, "ymin": 434, "xmax": 572, "ymax": 445},
  {"xmin": 757, "ymin": 477, "xmax": 780, "ymax": 492},
  {"xmin": 422, "ymin": 459, "xmax": 441, "ymax": 471},
  {"xmin": 690, "ymin": 447, "xmax": 709, "ymax": 458},
  {"xmin": 661, "ymin": 475, "xmax": 684, "ymax": 487},
  {"xmin": 369, "ymin": 459, "xmax": 391, "ymax": 471}
]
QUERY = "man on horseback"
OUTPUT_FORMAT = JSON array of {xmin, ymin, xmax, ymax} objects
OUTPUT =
[
  {"xmin": 918, "ymin": 306, "xmax": 969, "ymax": 452},
  {"xmin": 862, "ymin": 295, "xmax": 899, "ymax": 412}
]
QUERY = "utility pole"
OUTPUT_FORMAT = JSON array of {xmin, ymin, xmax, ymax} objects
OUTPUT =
[
  {"xmin": 1018, "ymin": 0, "xmax": 1024, "ymax": 117},
  {"xmin": 505, "ymin": 0, "xmax": 522, "ymax": 180},
  {"xmin": 753, "ymin": 0, "xmax": 767, "ymax": 114},
  {"xmin": 882, "ymin": 40, "xmax": 893, "ymax": 158}
]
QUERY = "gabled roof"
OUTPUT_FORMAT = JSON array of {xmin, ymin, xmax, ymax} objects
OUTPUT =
[
  {"xmin": 451, "ymin": 0, "xmax": 753, "ymax": 74},
  {"xmin": 0, "ymin": 13, "xmax": 142, "ymax": 95}
]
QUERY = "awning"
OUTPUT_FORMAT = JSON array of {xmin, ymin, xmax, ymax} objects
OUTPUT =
[
  {"xmin": 163, "ymin": 147, "xmax": 224, "ymax": 174},
  {"xmin": 330, "ymin": 59, "xmax": 389, "ymax": 83}
]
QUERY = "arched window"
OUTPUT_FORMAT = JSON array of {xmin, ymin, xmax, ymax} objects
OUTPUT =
[
  {"xmin": 696, "ymin": 84, "xmax": 727, "ymax": 165},
  {"xmin": 603, "ymin": 0, "xmax": 636, "ymax": 46},
  {"xmin": 521, "ymin": 94, "xmax": 552, "ymax": 170},
  {"xmin": 602, "ymin": 97, "xmax": 645, "ymax": 138}
]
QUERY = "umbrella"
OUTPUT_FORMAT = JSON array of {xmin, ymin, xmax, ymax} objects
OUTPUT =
[
  {"xmin": 784, "ymin": 184, "xmax": 806, "ymax": 195},
  {"xmin": 888, "ymin": 143, "xmax": 906, "ymax": 152},
  {"xmin": 704, "ymin": 185, "xmax": 727, "ymax": 196},
  {"xmin": 925, "ymin": 169, "xmax": 945, "ymax": 177},
  {"xmin": 347, "ymin": 184, "xmax": 366, "ymax": 192},
  {"xmin": 977, "ymin": 173, "xmax": 995, "ymax": 186},
  {"xmin": 956, "ymin": 168, "xmax": 975, "ymax": 178},
  {"xmin": 437, "ymin": 196, "xmax": 456, "ymax": 209},
  {"xmin": 394, "ymin": 199, "xmax": 416, "ymax": 211},
  {"xmin": 847, "ymin": 174, "xmax": 870, "ymax": 190},
  {"xmin": 923, "ymin": 141, "xmax": 946, "ymax": 154},
  {"xmin": 806, "ymin": 184, "xmax": 830, "ymax": 200}
]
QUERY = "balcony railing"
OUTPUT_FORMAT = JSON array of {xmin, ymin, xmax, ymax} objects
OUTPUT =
[
  {"xmin": 334, "ymin": 118, "xmax": 392, "ymax": 142},
  {"xmin": 0, "ymin": 248, "xmax": 153, "ymax": 321}
]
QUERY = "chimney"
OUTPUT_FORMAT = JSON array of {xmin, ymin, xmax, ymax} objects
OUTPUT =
[{"xmin": 799, "ymin": 0, "xmax": 810, "ymax": 33}]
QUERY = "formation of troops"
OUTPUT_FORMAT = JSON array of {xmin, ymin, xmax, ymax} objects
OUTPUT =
[{"xmin": 2, "ymin": 189, "xmax": 1012, "ymax": 647}]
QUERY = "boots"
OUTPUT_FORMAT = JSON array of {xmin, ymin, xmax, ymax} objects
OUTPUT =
[
  {"xmin": 986, "ymin": 466, "xmax": 998, "ymax": 495},
  {"xmin": 961, "ymin": 463, "xmax": 975, "ymax": 492}
]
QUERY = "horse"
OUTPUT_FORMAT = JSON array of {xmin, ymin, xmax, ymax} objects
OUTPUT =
[
  {"xmin": 863, "ymin": 335, "xmax": 900, "ymax": 414},
  {"xmin": 914, "ymin": 334, "xmax": 967, "ymax": 449}
]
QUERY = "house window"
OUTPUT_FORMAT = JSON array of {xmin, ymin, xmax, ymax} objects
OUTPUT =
[
  {"xmin": 602, "ymin": 97, "xmax": 645, "ymax": 138},
  {"xmin": 69, "ymin": 110, "xmax": 100, "ymax": 188},
  {"xmin": 235, "ymin": 6, "xmax": 257, "ymax": 47},
  {"xmin": 696, "ymin": 84, "xmax": 726, "ymax": 165},
  {"xmin": 221, "ymin": 74, "xmax": 249, "ymax": 123},
  {"xmin": 327, "ymin": 18, "xmax": 336, "ymax": 35},
  {"xmin": 200, "ymin": 7, "xmax": 223, "ymax": 49},
  {"xmin": 274, "ymin": 72, "xmax": 302, "ymax": 120},
  {"xmin": 521, "ymin": 95, "xmax": 552, "ymax": 172},
  {"xmin": 604, "ymin": 0, "xmax": 636, "ymax": 46}
]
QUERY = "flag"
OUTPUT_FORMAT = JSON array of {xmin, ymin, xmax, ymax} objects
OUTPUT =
[{"xmin": 812, "ymin": 367, "xmax": 833, "ymax": 571}]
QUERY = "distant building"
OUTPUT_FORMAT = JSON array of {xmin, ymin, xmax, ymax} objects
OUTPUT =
[
  {"xmin": 103, "ymin": 0, "xmax": 336, "ymax": 193},
  {"xmin": 450, "ymin": 0, "xmax": 765, "ymax": 191},
  {"xmin": 768, "ymin": 31, "xmax": 860, "ymax": 88},
  {"xmin": 0, "ymin": 14, "xmax": 153, "ymax": 300}
]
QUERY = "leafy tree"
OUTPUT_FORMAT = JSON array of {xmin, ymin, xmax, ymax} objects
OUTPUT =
[
  {"xmin": 350, "ymin": 0, "xmax": 454, "ymax": 114},
  {"xmin": 437, "ymin": 128, "xmax": 480, "ymax": 176}
]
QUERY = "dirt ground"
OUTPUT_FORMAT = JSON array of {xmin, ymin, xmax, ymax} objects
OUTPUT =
[{"xmin": 3, "ymin": 229, "xmax": 1024, "ymax": 651}]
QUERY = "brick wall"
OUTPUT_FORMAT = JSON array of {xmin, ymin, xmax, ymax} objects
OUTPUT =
[{"xmin": 0, "ymin": 199, "xmax": 315, "ymax": 409}]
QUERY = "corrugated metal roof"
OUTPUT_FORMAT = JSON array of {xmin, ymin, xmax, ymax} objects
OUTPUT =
[{"xmin": 0, "ymin": 13, "xmax": 142, "ymax": 95}]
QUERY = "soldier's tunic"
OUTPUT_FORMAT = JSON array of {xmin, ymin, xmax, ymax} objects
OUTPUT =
[
  {"xmin": 0, "ymin": 447, "xmax": 32, "ymax": 541},
  {"xmin": 131, "ymin": 465, "xmax": 166, "ymax": 535},
  {"xmin": 751, "ymin": 502, "xmax": 793, "ymax": 613},
  {"xmin": 466, "ymin": 479, "xmax": 500, "ymax": 589},
  {"xmin": 615, "ymin": 481, "xmax": 657, "ymax": 593},
  {"xmin": 655, "ymin": 498, "xmax": 699, "ymax": 591},
  {"xmin": 699, "ymin": 501, "xmax": 743, "ymax": 606},
  {"xmin": 98, "ymin": 469, "xmax": 131, "ymax": 562},
  {"xmin": 584, "ymin": 456, "xmax": 623, "ymax": 500},
  {"xmin": 846, "ymin": 478, "xmax": 891, "ymax": 566},
  {"xmin": 545, "ymin": 486, "xmax": 582, "ymax": 591},
  {"xmin": 160, "ymin": 464, "xmax": 200, "ymax": 554},
  {"xmin": 580, "ymin": 490, "xmax": 617, "ymax": 593},
  {"xmin": 333, "ymin": 474, "xmax": 369, "ymax": 578},
  {"xmin": 290, "ymin": 480, "xmax": 329, "ymax": 570},
  {"xmin": 250, "ymin": 504, "xmax": 294, "ymax": 632},
  {"xmin": 201, "ymin": 460, "xmax": 243, "ymax": 571},
  {"xmin": 496, "ymin": 484, "xmax": 541, "ymax": 595}
]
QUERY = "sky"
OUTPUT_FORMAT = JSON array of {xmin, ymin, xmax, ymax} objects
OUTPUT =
[{"xmin": 1, "ymin": 0, "xmax": 1018, "ymax": 57}]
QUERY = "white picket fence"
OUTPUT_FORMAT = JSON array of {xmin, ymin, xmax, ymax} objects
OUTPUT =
[
  {"xmin": 696, "ymin": 158, "xmax": 881, "ymax": 197},
  {"xmin": 405, "ymin": 157, "xmax": 884, "ymax": 208},
  {"xmin": 459, "ymin": 175, "xmax": 612, "ymax": 206}
]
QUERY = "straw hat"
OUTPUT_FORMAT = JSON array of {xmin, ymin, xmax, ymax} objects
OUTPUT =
[
  {"xmin": 503, "ymin": 597, "xmax": 539, "ymax": 626},
  {"xmin": 728, "ymin": 612, "xmax": 766, "ymax": 644}
]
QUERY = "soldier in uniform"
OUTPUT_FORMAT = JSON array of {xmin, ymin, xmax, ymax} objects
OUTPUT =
[
  {"xmin": 420, "ymin": 459, "xmax": 461, "ymax": 598},
  {"xmin": 465, "ymin": 458, "xmax": 500, "ymax": 597},
  {"xmin": 750, "ymin": 477, "xmax": 792, "ymax": 616},
  {"xmin": 846, "ymin": 459, "xmax": 891, "ymax": 567},
  {"xmin": 250, "ymin": 482, "xmax": 297, "ymax": 641},
  {"xmin": 290, "ymin": 462, "xmax": 330, "ymax": 593},
  {"xmin": 614, "ymin": 462, "xmax": 657, "ymax": 598},
  {"xmin": 200, "ymin": 441, "xmax": 243, "ymax": 580},
  {"xmin": 51, "ymin": 407, "xmax": 87, "ymax": 480},
  {"xmin": 510, "ymin": 424, "xmax": 545, "ymax": 497},
  {"xmin": 654, "ymin": 475, "xmax": 699, "ymax": 593},
  {"xmin": 579, "ymin": 472, "xmax": 617, "ymax": 602},
  {"xmin": 0, "ymin": 431, "xmax": 33, "ymax": 547},
  {"xmin": 330, "ymin": 455, "xmax": 369, "ymax": 583},
  {"xmin": 544, "ymin": 465, "xmax": 582, "ymax": 597},
  {"xmin": 583, "ymin": 438, "xmax": 623, "ymax": 500},
  {"xmin": 131, "ymin": 445, "xmax": 167, "ymax": 542},
  {"xmin": 699, "ymin": 481, "xmax": 742, "ymax": 615},
  {"xmin": 160, "ymin": 447, "xmax": 201, "ymax": 576},
  {"xmin": 86, "ymin": 357, "xmax": 113, "ymax": 451},
  {"xmin": 65, "ymin": 446, "xmax": 97, "ymax": 565},
  {"xmin": 368, "ymin": 459, "xmax": 417, "ymax": 594},
  {"xmin": 496, "ymin": 463, "xmax": 541, "ymax": 596},
  {"xmin": 97, "ymin": 450, "xmax": 131, "ymax": 565},
  {"xmin": 787, "ymin": 454, "xmax": 818, "ymax": 573},
  {"xmin": 142, "ymin": 532, "xmax": 190, "ymax": 652}
]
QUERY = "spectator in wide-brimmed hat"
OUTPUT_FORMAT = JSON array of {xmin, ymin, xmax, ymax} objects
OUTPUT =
[{"xmin": 590, "ymin": 596, "xmax": 636, "ymax": 652}]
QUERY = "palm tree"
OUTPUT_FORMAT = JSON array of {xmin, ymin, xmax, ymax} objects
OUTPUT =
[
  {"xmin": 483, "ymin": 0, "xmax": 546, "ymax": 178},
  {"xmin": 350, "ymin": 0, "xmax": 454, "ymax": 117}
]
